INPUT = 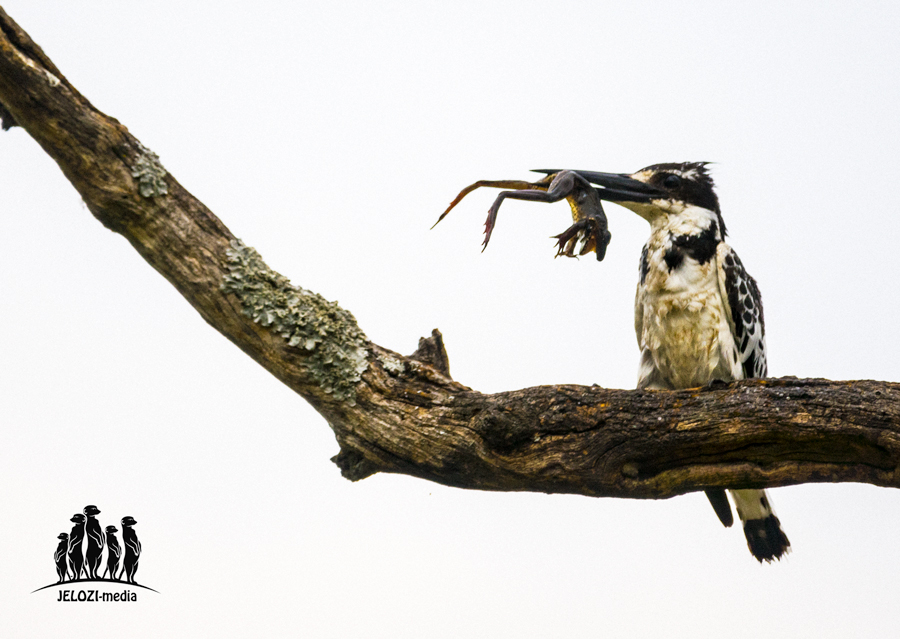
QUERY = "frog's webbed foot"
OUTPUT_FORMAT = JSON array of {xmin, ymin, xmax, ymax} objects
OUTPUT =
[{"xmin": 553, "ymin": 217, "xmax": 612, "ymax": 261}]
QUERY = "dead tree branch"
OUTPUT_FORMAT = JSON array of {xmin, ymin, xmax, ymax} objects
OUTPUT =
[{"xmin": 1, "ymin": 7, "xmax": 898, "ymax": 500}]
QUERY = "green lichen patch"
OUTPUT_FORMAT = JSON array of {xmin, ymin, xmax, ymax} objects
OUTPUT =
[
  {"xmin": 131, "ymin": 144, "xmax": 168, "ymax": 198},
  {"xmin": 221, "ymin": 239, "xmax": 369, "ymax": 403},
  {"xmin": 378, "ymin": 354, "xmax": 406, "ymax": 375}
]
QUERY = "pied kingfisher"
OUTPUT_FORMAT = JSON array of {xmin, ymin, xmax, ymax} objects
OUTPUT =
[
  {"xmin": 436, "ymin": 162, "xmax": 790, "ymax": 562},
  {"xmin": 578, "ymin": 162, "xmax": 790, "ymax": 562}
]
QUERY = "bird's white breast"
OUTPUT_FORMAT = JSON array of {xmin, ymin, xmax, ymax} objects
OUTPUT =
[{"xmin": 636, "ymin": 221, "xmax": 741, "ymax": 389}]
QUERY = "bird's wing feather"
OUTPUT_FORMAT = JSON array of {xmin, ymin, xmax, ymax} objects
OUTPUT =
[
  {"xmin": 634, "ymin": 244, "xmax": 649, "ymax": 347},
  {"xmin": 716, "ymin": 243, "xmax": 767, "ymax": 379}
]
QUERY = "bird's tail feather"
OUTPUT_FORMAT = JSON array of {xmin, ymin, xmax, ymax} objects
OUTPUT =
[
  {"xmin": 731, "ymin": 488, "xmax": 790, "ymax": 562},
  {"xmin": 705, "ymin": 489, "xmax": 734, "ymax": 527}
]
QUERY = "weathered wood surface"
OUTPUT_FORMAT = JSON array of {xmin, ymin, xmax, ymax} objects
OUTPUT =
[{"xmin": 1, "ymin": 6, "xmax": 898, "ymax": 500}]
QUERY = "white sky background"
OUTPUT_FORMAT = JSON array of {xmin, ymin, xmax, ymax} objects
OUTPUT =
[{"xmin": 1, "ymin": 1, "xmax": 899, "ymax": 636}]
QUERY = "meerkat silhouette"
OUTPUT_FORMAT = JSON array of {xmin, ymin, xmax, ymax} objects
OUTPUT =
[
  {"xmin": 102, "ymin": 525, "xmax": 121, "ymax": 581},
  {"xmin": 67, "ymin": 513, "xmax": 86, "ymax": 580},
  {"xmin": 83, "ymin": 505, "xmax": 104, "ymax": 580},
  {"xmin": 83, "ymin": 504, "xmax": 105, "ymax": 579},
  {"xmin": 119, "ymin": 516, "xmax": 141, "ymax": 584},
  {"xmin": 54, "ymin": 533, "xmax": 68, "ymax": 583}
]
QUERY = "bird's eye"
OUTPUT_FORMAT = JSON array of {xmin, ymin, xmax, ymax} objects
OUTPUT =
[{"xmin": 663, "ymin": 174, "xmax": 682, "ymax": 189}]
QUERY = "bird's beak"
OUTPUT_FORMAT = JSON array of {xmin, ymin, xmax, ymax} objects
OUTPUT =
[
  {"xmin": 574, "ymin": 171, "xmax": 666, "ymax": 202},
  {"xmin": 533, "ymin": 170, "xmax": 665, "ymax": 203}
]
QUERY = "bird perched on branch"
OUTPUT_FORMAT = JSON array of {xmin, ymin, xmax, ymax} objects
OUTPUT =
[
  {"xmin": 541, "ymin": 161, "xmax": 790, "ymax": 562},
  {"xmin": 438, "ymin": 161, "xmax": 790, "ymax": 562}
]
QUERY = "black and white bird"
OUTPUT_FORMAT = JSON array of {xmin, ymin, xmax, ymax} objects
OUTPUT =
[
  {"xmin": 575, "ymin": 162, "xmax": 790, "ymax": 562},
  {"xmin": 438, "ymin": 161, "xmax": 790, "ymax": 562}
]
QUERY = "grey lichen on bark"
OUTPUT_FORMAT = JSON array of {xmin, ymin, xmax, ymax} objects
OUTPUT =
[
  {"xmin": 221, "ymin": 239, "xmax": 369, "ymax": 404},
  {"xmin": 377, "ymin": 354, "xmax": 406, "ymax": 376},
  {"xmin": 130, "ymin": 144, "xmax": 168, "ymax": 198}
]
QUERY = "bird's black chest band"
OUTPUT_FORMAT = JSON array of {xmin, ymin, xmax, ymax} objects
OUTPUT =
[{"xmin": 663, "ymin": 222, "xmax": 718, "ymax": 272}]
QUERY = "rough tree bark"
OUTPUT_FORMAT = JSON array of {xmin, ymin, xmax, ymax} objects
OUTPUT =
[{"xmin": 1, "ymin": 7, "xmax": 898, "ymax": 501}]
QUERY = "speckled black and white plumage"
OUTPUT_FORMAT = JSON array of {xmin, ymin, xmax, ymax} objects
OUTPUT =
[
  {"xmin": 623, "ymin": 162, "xmax": 790, "ymax": 563},
  {"xmin": 719, "ymin": 246, "xmax": 767, "ymax": 380}
]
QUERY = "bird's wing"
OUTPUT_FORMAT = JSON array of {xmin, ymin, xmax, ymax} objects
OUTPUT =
[
  {"xmin": 634, "ymin": 244, "xmax": 649, "ymax": 346},
  {"xmin": 716, "ymin": 243, "xmax": 767, "ymax": 379}
]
